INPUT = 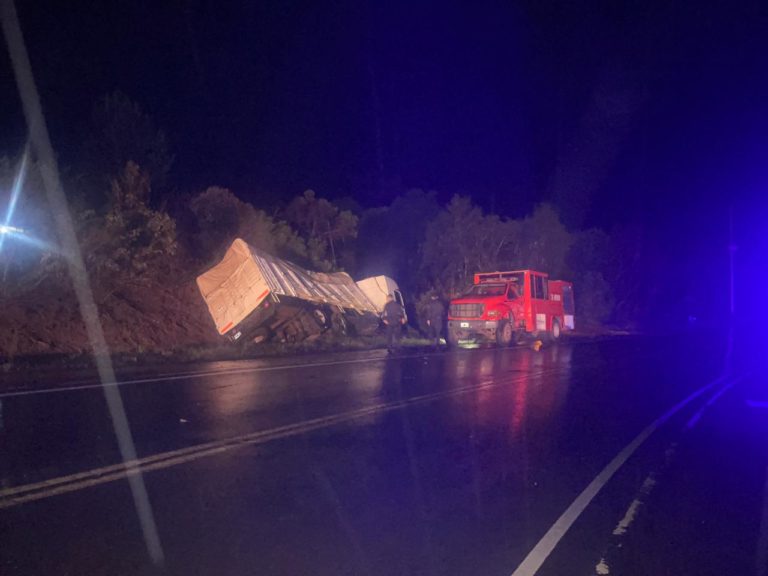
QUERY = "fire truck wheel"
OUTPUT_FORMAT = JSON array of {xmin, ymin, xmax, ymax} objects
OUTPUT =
[
  {"xmin": 447, "ymin": 328, "xmax": 460, "ymax": 347},
  {"xmin": 551, "ymin": 318, "xmax": 561, "ymax": 340},
  {"xmin": 497, "ymin": 320, "xmax": 513, "ymax": 347}
]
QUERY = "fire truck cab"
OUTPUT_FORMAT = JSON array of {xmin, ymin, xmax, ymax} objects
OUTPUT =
[{"xmin": 447, "ymin": 270, "xmax": 574, "ymax": 346}]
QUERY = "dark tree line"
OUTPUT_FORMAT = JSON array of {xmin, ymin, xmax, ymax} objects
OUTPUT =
[{"xmin": 0, "ymin": 92, "xmax": 662, "ymax": 330}]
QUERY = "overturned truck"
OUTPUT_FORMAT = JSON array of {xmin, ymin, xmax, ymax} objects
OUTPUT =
[{"xmin": 196, "ymin": 238, "xmax": 405, "ymax": 344}]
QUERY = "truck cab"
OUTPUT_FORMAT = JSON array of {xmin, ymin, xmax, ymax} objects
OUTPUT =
[{"xmin": 447, "ymin": 270, "xmax": 573, "ymax": 346}]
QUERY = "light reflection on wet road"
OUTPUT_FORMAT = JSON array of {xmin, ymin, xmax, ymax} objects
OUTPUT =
[{"xmin": 1, "ymin": 335, "xmax": 766, "ymax": 576}]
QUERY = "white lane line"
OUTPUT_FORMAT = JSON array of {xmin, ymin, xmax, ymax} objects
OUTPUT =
[
  {"xmin": 591, "ymin": 452, "xmax": 672, "ymax": 575},
  {"xmin": 0, "ymin": 368, "xmax": 562, "ymax": 509},
  {"xmin": 1, "ymin": 344, "xmax": 654, "ymax": 399},
  {"xmin": 686, "ymin": 380, "xmax": 736, "ymax": 429},
  {"xmin": 0, "ymin": 350, "xmax": 448, "ymax": 398},
  {"xmin": 510, "ymin": 375, "xmax": 729, "ymax": 576},
  {"xmin": 592, "ymin": 376, "xmax": 743, "ymax": 575},
  {"xmin": 611, "ymin": 478, "xmax": 650, "ymax": 536}
]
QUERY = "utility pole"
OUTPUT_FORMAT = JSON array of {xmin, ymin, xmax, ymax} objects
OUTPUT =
[
  {"xmin": 729, "ymin": 206, "xmax": 736, "ymax": 317},
  {"xmin": 725, "ymin": 205, "xmax": 736, "ymax": 374}
]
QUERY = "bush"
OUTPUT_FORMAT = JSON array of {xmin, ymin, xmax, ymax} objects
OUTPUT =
[
  {"xmin": 189, "ymin": 186, "xmax": 307, "ymax": 264},
  {"xmin": 82, "ymin": 162, "xmax": 177, "ymax": 281}
]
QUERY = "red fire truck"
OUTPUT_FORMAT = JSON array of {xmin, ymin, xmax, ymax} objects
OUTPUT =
[{"xmin": 447, "ymin": 270, "xmax": 574, "ymax": 346}]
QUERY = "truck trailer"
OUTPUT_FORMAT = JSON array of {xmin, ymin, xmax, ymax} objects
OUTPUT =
[{"xmin": 196, "ymin": 238, "xmax": 405, "ymax": 344}]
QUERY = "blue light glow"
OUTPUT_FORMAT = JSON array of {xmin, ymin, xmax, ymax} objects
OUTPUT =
[
  {"xmin": 2, "ymin": 229, "xmax": 55, "ymax": 253},
  {"xmin": 0, "ymin": 148, "xmax": 29, "ymax": 255},
  {"xmin": 0, "ymin": 224, "xmax": 25, "ymax": 235}
]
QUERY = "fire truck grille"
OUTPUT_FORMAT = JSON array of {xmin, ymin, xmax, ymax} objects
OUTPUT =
[{"xmin": 450, "ymin": 303, "xmax": 485, "ymax": 318}]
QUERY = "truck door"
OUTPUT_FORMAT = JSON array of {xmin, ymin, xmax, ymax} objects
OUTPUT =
[
  {"xmin": 531, "ymin": 274, "xmax": 549, "ymax": 331},
  {"xmin": 393, "ymin": 289, "xmax": 408, "ymax": 322},
  {"xmin": 562, "ymin": 284, "xmax": 575, "ymax": 329}
]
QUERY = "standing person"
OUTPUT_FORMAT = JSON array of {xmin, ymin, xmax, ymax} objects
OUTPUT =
[
  {"xmin": 382, "ymin": 294, "xmax": 406, "ymax": 353},
  {"xmin": 425, "ymin": 294, "xmax": 445, "ymax": 350}
]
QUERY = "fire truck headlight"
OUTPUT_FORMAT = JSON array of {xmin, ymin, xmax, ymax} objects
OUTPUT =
[{"xmin": 487, "ymin": 309, "xmax": 500, "ymax": 319}]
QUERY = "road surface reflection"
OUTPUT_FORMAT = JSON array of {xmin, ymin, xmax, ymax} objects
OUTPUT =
[{"xmin": 445, "ymin": 345, "xmax": 572, "ymax": 435}]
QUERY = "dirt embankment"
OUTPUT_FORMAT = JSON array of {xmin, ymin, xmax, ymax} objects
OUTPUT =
[{"xmin": 0, "ymin": 273, "xmax": 220, "ymax": 361}]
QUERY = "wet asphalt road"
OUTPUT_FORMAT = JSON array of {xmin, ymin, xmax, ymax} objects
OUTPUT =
[{"xmin": 1, "ymin": 334, "xmax": 767, "ymax": 576}]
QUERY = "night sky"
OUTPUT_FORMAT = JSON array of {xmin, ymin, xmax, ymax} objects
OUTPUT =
[{"xmin": 1, "ymin": 0, "xmax": 767, "ymax": 230}]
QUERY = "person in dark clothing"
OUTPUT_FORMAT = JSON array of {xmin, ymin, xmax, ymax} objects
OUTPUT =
[
  {"xmin": 425, "ymin": 294, "xmax": 445, "ymax": 349},
  {"xmin": 382, "ymin": 294, "xmax": 406, "ymax": 352}
]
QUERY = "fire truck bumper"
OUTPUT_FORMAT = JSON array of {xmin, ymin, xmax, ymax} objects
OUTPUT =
[{"xmin": 448, "ymin": 319, "xmax": 498, "ymax": 342}]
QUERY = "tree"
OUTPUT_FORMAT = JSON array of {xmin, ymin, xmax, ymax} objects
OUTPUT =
[
  {"xmin": 355, "ymin": 189, "xmax": 439, "ymax": 292},
  {"xmin": 285, "ymin": 190, "xmax": 358, "ymax": 270},
  {"xmin": 419, "ymin": 195, "xmax": 509, "ymax": 296},
  {"xmin": 513, "ymin": 203, "xmax": 572, "ymax": 278},
  {"xmin": 606, "ymin": 222, "xmax": 661, "ymax": 328},
  {"xmin": 189, "ymin": 186, "xmax": 306, "ymax": 263},
  {"xmin": 83, "ymin": 92, "xmax": 173, "ymax": 208},
  {"xmin": 566, "ymin": 228, "xmax": 616, "ymax": 322},
  {"xmin": 550, "ymin": 74, "xmax": 641, "ymax": 229},
  {"xmin": 82, "ymin": 162, "xmax": 177, "ymax": 283},
  {"xmin": 419, "ymin": 199, "xmax": 575, "ymax": 307}
]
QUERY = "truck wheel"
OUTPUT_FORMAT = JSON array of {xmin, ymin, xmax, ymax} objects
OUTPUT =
[
  {"xmin": 496, "ymin": 320, "xmax": 513, "ymax": 347},
  {"xmin": 330, "ymin": 312, "xmax": 348, "ymax": 335},
  {"xmin": 313, "ymin": 308, "xmax": 330, "ymax": 329},
  {"xmin": 251, "ymin": 327, "xmax": 271, "ymax": 344},
  {"xmin": 551, "ymin": 318, "xmax": 561, "ymax": 340},
  {"xmin": 447, "ymin": 327, "xmax": 460, "ymax": 347}
]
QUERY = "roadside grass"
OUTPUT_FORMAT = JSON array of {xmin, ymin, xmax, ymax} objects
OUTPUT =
[{"xmin": 0, "ymin": 331, "xmax": 436, "ymax": 378}]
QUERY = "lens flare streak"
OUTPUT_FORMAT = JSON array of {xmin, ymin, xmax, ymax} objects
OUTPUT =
[{"xmin": 0, "ymin": 148, "xmax": 28, "ymax": 255}]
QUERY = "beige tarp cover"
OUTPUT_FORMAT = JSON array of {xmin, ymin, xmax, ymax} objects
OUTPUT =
[
  {"xmin": 196, "ymin": 238, "xmax": 377, "ymax": 335},
  {"xmin": 355, "ymin": 276, "xmax": 399, "ymax": 312}
]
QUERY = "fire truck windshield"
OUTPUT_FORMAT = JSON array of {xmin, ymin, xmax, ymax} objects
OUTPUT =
[{"xmin": 465, "ymin": 284, "xmax": 506, "ymax": 296}]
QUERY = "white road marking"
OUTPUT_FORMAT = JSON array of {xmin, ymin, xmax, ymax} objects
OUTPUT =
[
  {"xmin": 591, "ymin": 377, "xmax": 741, "ymax": 575},
  {"xmin": 595, "ymin": 558, "xmax": 610, "ymax": 575},
  {"xmin": 686, "ymin": 380, "xmax": 736, "ymax": 429},
  {"xmin": 612, "ymin": 497, "xmax": 642, "ymax": 537},
  {"xmin": 0, "ymin": 368, "xmax": 562, "ymax": 509},
  {"xmin": 0, "ymin": 350, "xmax": 452, "ymax": 398},
  {"xmin": 608, "ymin": 474, "xmax": 656, "ymax": 541},
  {"xmin": 510, "ymin": 375, "xmax": 730, "ymax": 576}
]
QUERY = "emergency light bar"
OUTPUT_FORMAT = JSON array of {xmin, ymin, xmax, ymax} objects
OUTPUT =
[{"xmin": 474, "ymin": 270, "xmax": 530, "ymax": 284}]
